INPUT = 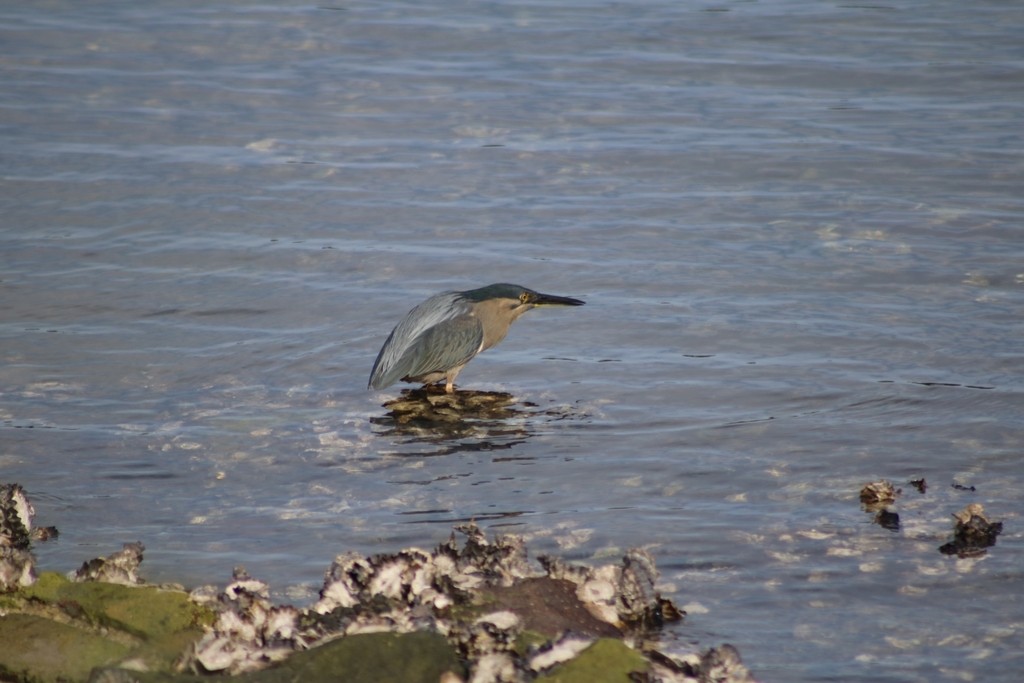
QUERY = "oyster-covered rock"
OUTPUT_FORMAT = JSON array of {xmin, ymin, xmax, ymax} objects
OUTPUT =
[
  {"xmin": 859, "ymin": 479, "xmax": 898, "ymax": 508},
  {"xmin": 939, "ymin": 503, "xmax": 1003, "ymax": 558},
  {"xmin": 0, "ymin": 483, "xmax": 34, "ymax": 550},
  {"xmin": 72, "ymin": 541, "xmax": 145, "ymax": 585},
  {"xmin": 859, "ymin": 479, "xmax": 902, "ymax": 531},
  {"xmin": 381, "ymin": 389, "xmax": 520, "ymax": 425},
  {"xmin": 648, "ymin": 643, "xmax": 759, "ymax": 683},
  {"xmin": 1, "ymin": 484, "xmax": 59, "ymax": 591},
  {"xmin": 0, "ymin": 546, "xmax": 35, "ymax": 591},
  {"xmin": 176, "ymin": 523, "xmax": 695, "ymax": 680},
  {"xmin": 539, "ymin": 547, "xmax": 680, "ymax": 631},
  {"xmin": 187, "ymin": 567, "xmax": 307, "ymax": 674}
]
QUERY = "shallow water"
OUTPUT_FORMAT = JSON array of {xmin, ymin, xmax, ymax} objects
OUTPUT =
[{"xmin": 2, "ymin": 1, "xmax": 1022, "ymax": 680}]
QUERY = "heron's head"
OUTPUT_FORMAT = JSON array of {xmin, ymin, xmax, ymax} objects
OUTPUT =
[
  {"xmin": 458, "ymin": 283, "xmax": 584, "ymax": 350},
  {"xmin": 462, "ymin": 283, "xmax": 584, "ymax": 319}
]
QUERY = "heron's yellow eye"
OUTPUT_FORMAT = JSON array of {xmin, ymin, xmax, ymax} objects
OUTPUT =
[{"xmin": 519, "ymin": 292, "xmax": 530, "ymax": 304}]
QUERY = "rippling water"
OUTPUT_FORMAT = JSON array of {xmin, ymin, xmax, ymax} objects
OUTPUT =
[{"xmin": 2, "ymin": 1, "xmax": 1022, "ymax": 680}]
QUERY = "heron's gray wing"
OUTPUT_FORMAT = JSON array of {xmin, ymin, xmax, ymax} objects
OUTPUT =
[
  {"xmin": 369, "ymin": 293, "xmax": 482, "ymax": 389},
  {"xmin": 402, "ymin": 314, "xmax": 483, "ymax": 380}
]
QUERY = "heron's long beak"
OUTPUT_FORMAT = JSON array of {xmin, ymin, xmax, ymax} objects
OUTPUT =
[{"xmin": 533, "ymin": 292, "xmax": 585, "ymax": 307}]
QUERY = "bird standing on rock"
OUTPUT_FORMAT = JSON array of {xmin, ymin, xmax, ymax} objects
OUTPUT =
[{"xmin": 368, "ymin": 283, "xmax": 585, "ymax": 393}]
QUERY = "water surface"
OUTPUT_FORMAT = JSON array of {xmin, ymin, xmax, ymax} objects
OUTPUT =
[{"xmin": 2, "ymin": 2, "xmax": 1022, "ymax": 681}]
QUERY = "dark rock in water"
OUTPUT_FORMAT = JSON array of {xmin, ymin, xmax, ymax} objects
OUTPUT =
[
  {"xmin": 939, "ymin": 503, "xmax": 1003, "ymax": 558},
  {"xmin": 874, "ymin": 509, "xmax": 901, "ymax": 532},
  {"xmin": 381, "ymin": 388, "xmax": 520, "ymax": 425},
  {"xmin": 859, "ymin": 479, "xmax": 898, "ymax": 509},
  {"xmin": 370, "ymin": 388, "xmax": 589, "ymax": 456},
  {"xmin": 370, "ymin": 388, "xmax": 533, "ymax": 451},
  {"xmin": 908, "ymin": 478, "xmax": 927, "ymax": 494},
  {"xmin": 859, "ymin": 480, "xmax": 903, "ymax": 531},
  {"xmin": 74, "ymin": 541, "xmax": 145, "ymax": 585}
]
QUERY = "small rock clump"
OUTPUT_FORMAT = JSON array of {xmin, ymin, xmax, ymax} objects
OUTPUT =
[
  {"xmin": 939, "ymin": 503, "xmax": 1003, "ymax": 558},
  {"xmin": 187, "ymin": 567, "xmax": 304, "ymax": 673},
  {"xmin": 859, "ymin": 479, "xmax": 901, "ymax": 531},
  {"xmin": 72, "ymin": 541, "xmax": 146, "ymax": 586}
]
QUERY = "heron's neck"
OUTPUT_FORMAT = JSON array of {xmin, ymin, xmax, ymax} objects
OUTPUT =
[{"xmin": 474, "ymin": 299, "xmax": 529, "ymax": 351}]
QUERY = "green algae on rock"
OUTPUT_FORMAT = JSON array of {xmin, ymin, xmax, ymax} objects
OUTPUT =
[
  {"xmin": 535, "ymin": 638, "xmax": 648, "ymax": 683},
  {"xmin": 0, "ymin": 612, "xmax": 133, "ymax": 683},
  {"xmin": 0, "ymin": 572, "xmax": 212, "ymax": 683},
  {"xmin": 22, "ymin": 571, "xmax": 212, "ymax": 641}
]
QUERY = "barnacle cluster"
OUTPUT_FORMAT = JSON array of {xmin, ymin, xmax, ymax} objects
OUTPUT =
[{"xmin": 183, "ymin": 522, "xmax": 756, "ymax": 682}]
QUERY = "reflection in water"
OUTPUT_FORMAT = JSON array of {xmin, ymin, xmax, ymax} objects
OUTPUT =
[
  {"xmin": 370, "ymin": 388, "xmax": 568, "ymax": 456},
  {"xmin": 366, "ymin": 388, "xmax": 591, "ymax": 526}
]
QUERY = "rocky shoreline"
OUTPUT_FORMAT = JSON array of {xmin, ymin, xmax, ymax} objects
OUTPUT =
[{"xmin": 1, "ymin": 483, "xmax": 758, "ymax": 683}]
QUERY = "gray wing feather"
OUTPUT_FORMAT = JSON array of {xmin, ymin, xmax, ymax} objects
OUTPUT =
[
  {"xmin": 406, "ymin": 316, "xmax": 482, "ymax": 378},
  {"xmin": 369, "ymin": 293, "xmax": 483, "ymax": 389}
]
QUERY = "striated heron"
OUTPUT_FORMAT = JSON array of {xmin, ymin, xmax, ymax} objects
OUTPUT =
[{"xmin": 368, "ymin": 283, "xmax": 585, "ymax": 393}]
